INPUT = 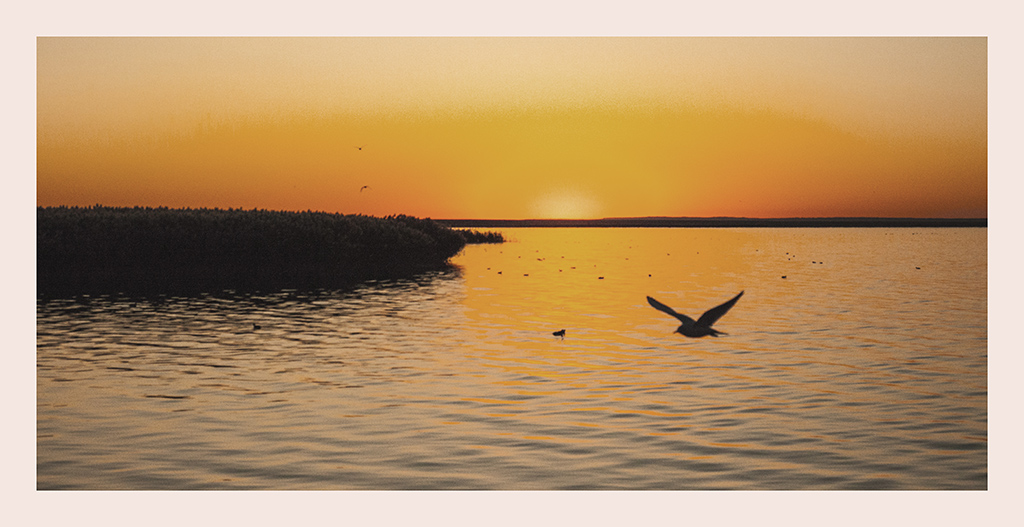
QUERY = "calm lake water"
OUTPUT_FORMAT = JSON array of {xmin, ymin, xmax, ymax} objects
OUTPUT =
[{"xmin": 36, "ymin": 228, "xmax": 987, "ymax": 489}]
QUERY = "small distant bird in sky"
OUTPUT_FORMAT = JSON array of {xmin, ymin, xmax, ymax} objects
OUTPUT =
[
  {"xmin": 355, "ymin": 145, "xmax": 366, "ymax": 151},
  {"xmin": 647, "ymin": 291, "xmax": 744, "ymax": 338},
  {"xmin": 553, "ymin": 329, "xmax": 566, "ymax": 339},
  {"xmin": 360, "ymin": 185, "xmax": 371, "ymax": 192}
]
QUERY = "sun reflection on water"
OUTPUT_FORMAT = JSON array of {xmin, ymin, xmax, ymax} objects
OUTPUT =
[{"xmin": 38, "ymin": 228, "xmax": 986, "ymax": 489}]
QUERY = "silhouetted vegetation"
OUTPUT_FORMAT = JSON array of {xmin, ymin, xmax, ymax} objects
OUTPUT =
[
  {"xmin": 455, "ymin": 228, "xmax": 505, "ymax": 244},
  {"xmin": 37, "ymin": 206, "xmax": 500, "ymax": 296}
]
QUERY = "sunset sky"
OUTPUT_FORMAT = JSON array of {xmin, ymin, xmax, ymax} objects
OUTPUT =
[{"xmin": 36, "ymin": 37, "xmax": 987, "ymax": 219}]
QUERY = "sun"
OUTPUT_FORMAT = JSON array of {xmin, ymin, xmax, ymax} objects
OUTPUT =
[{"xmin": 528, "ymin": 187, "xmax": 603, "ymax": 219}]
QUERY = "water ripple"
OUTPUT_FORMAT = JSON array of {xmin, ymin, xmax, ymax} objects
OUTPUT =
[{"xmin": 37, "ymin": 229, "xmax": 986, "ymax": 489}]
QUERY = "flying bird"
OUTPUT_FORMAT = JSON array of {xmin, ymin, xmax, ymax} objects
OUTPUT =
[
  {"xmin": 355, "ymin": 144, "xmax": 366, "ymax": 151},
  {"xmin": 360, "ymin": 185, "xmax": 371, "ymax": 192},
  {"xmin": 647, "ymin": 291, "xmax": 744, "ymax": 338}
]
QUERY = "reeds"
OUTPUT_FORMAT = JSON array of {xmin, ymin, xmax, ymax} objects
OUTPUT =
[
  {"xmin": 454, "ymin": 228, "xmax": 505, "ymax": 244},
  {"xmin": 37, "ymin": 206, "xmax": 500, "ymax": 296}
]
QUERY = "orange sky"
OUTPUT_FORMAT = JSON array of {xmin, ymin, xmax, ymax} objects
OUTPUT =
[{"xmin": 36, "ymin": 37, "xmax": 987, "ymax": 219}]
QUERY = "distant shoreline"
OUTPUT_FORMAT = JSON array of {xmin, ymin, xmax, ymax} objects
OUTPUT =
[{"xmin": 438, "ymin": 217, "xmax": 987, "ymax": 228}]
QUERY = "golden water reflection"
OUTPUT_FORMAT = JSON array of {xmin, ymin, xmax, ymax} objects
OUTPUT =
[
  {"xmin": 443, "ymin": 227, "xmax": 985, "ymax": 487},
  {"xmin": 37, "ymin": 228, "xmax": 986, "ymax": 489}
]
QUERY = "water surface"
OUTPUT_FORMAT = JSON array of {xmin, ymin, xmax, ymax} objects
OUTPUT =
[{"xmin": 37, "ymin": 228, "xmax": 987, "ymax": 489}]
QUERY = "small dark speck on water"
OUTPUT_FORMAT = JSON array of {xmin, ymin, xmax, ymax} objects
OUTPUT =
[
  {"xmin": 253, "ymin": 324, "xmax": 261, "ymax": 330},
  {"xmin": 598, "ymin": 276, "xmax": 604, "ymax": 280},
  {"xmin": 782, "ymin": 276, "xmax": 787, "ymax": 279}
]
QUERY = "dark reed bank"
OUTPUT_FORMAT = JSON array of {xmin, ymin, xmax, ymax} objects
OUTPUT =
[
  {"xmin": 454, "ymin": 229, "xmax": 505, "ymax": 244},
  {"xmin": 38, "ymin": 206, "xmax": 499, "ymax": 296}
]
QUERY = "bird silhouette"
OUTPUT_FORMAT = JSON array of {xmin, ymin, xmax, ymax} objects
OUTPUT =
[
  {"xmin": 553, "ymin": 329, "xmax": 566, "ymax": 339},
  {"xmin": 359, "ymin": 185, "xmax": 371, "ymax": 192},
  {"xmin": 647, "ymin": 291, "xmax": 744, "ymax": 338},
  {"xmin": 355, "ymin": 144, "xmax": 366, "ymax": 151}
]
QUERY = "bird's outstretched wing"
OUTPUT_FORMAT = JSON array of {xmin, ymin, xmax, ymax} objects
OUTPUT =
[
  {"xmin": 695, "ymin": 291, "xmax": 744, "ymax": 328},
  {"xmin": 647, "ymin": 296, "xmax": 696, "ymax": 325}
]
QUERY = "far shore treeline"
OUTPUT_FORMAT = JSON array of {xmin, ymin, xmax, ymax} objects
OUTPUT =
[
  {"xmin": 438, "ymin": 217, "xmax": 987, "ymax": 228},
  {"xmin": 37, "ymin": 206, "xmax": 504, "ymax": 297}
]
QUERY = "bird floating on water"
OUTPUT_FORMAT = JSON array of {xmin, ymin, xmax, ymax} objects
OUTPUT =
[
  {"xmin": 647, "ymin": 291, "xmax": 744, "ymax": 338},
  {"xmin": 553, "ymin": 329, "xmax": 566, "ymax": 339}
]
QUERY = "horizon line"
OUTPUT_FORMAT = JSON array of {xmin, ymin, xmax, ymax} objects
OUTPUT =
[
  {"xmin": 439, "ymin": 215, "xmax": 989, "ymax": 221},
  {"xmin": 437, "ymin": 217, "xmax": 987, "ymax": 228}
]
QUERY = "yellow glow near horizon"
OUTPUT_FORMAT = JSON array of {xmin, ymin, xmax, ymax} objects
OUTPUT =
[
  {"xmin": 529, "ymin": 187, "xmax": 603, "ymax": 219},
  {"xmin": 37, "ymin": 37, "xmax": 987, "ymax": 219}
]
